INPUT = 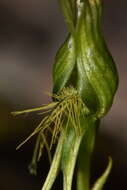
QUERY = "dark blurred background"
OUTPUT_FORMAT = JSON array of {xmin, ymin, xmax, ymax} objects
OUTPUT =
[{"xmin": 0, "ymin": 0, "xmax": 126, "ymax": 190}]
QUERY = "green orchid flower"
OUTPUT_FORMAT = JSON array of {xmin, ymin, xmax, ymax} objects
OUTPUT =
[{"xmin": 12, "ymin": 1, "xmax": 118, "ymax": 190}]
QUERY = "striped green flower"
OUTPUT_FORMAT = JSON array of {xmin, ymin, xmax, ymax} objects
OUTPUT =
[{"xmin": 12, "ymin": 1, "xmax": 118, "ymax": 190}]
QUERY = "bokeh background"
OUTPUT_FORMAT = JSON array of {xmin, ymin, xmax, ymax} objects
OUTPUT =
[{"xmin": 0, "ymin": 0, "xmax": 126, "ymax": 190}]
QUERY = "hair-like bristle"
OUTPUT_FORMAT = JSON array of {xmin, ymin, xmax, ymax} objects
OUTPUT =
[{"xmin": 14, "ymin": 87, "xmax": 90, "ymax": 170}]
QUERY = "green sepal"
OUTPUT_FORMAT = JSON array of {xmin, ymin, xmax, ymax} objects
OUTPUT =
[
  {"xmin": 58, "ymin": 0, "xmax": 75, "ymax": 34},
  {"xmin": 53, "ymin": 36, "xmax": 76, "ymax": 94},
  {"xmin": 61, "ymin": 116, "xmax": 96, "ymax": 190},
  {"xmin": 91, "ymin": 157, "xmax": 113, "ymax": 190},
  {"xmin": 75, "ymin": 0, "xmax": 118, "ymax": 118},
  {"xmin": 61, "ymin": 127, "xmax": 83, "ymax": 190},
  {"xmin": 41, "ymin": 133, "xmax": 65, "ymax": 190}
]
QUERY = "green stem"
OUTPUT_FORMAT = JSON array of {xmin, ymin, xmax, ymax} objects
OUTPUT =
[{"xmin": 77, "ymin": 120, "xmax": 99, "ymax": 190}]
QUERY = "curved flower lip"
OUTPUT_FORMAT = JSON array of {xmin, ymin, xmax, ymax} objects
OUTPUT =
[{"xmin": 12, "ymin": 86, "xmax": 90, "ymax": 153}]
